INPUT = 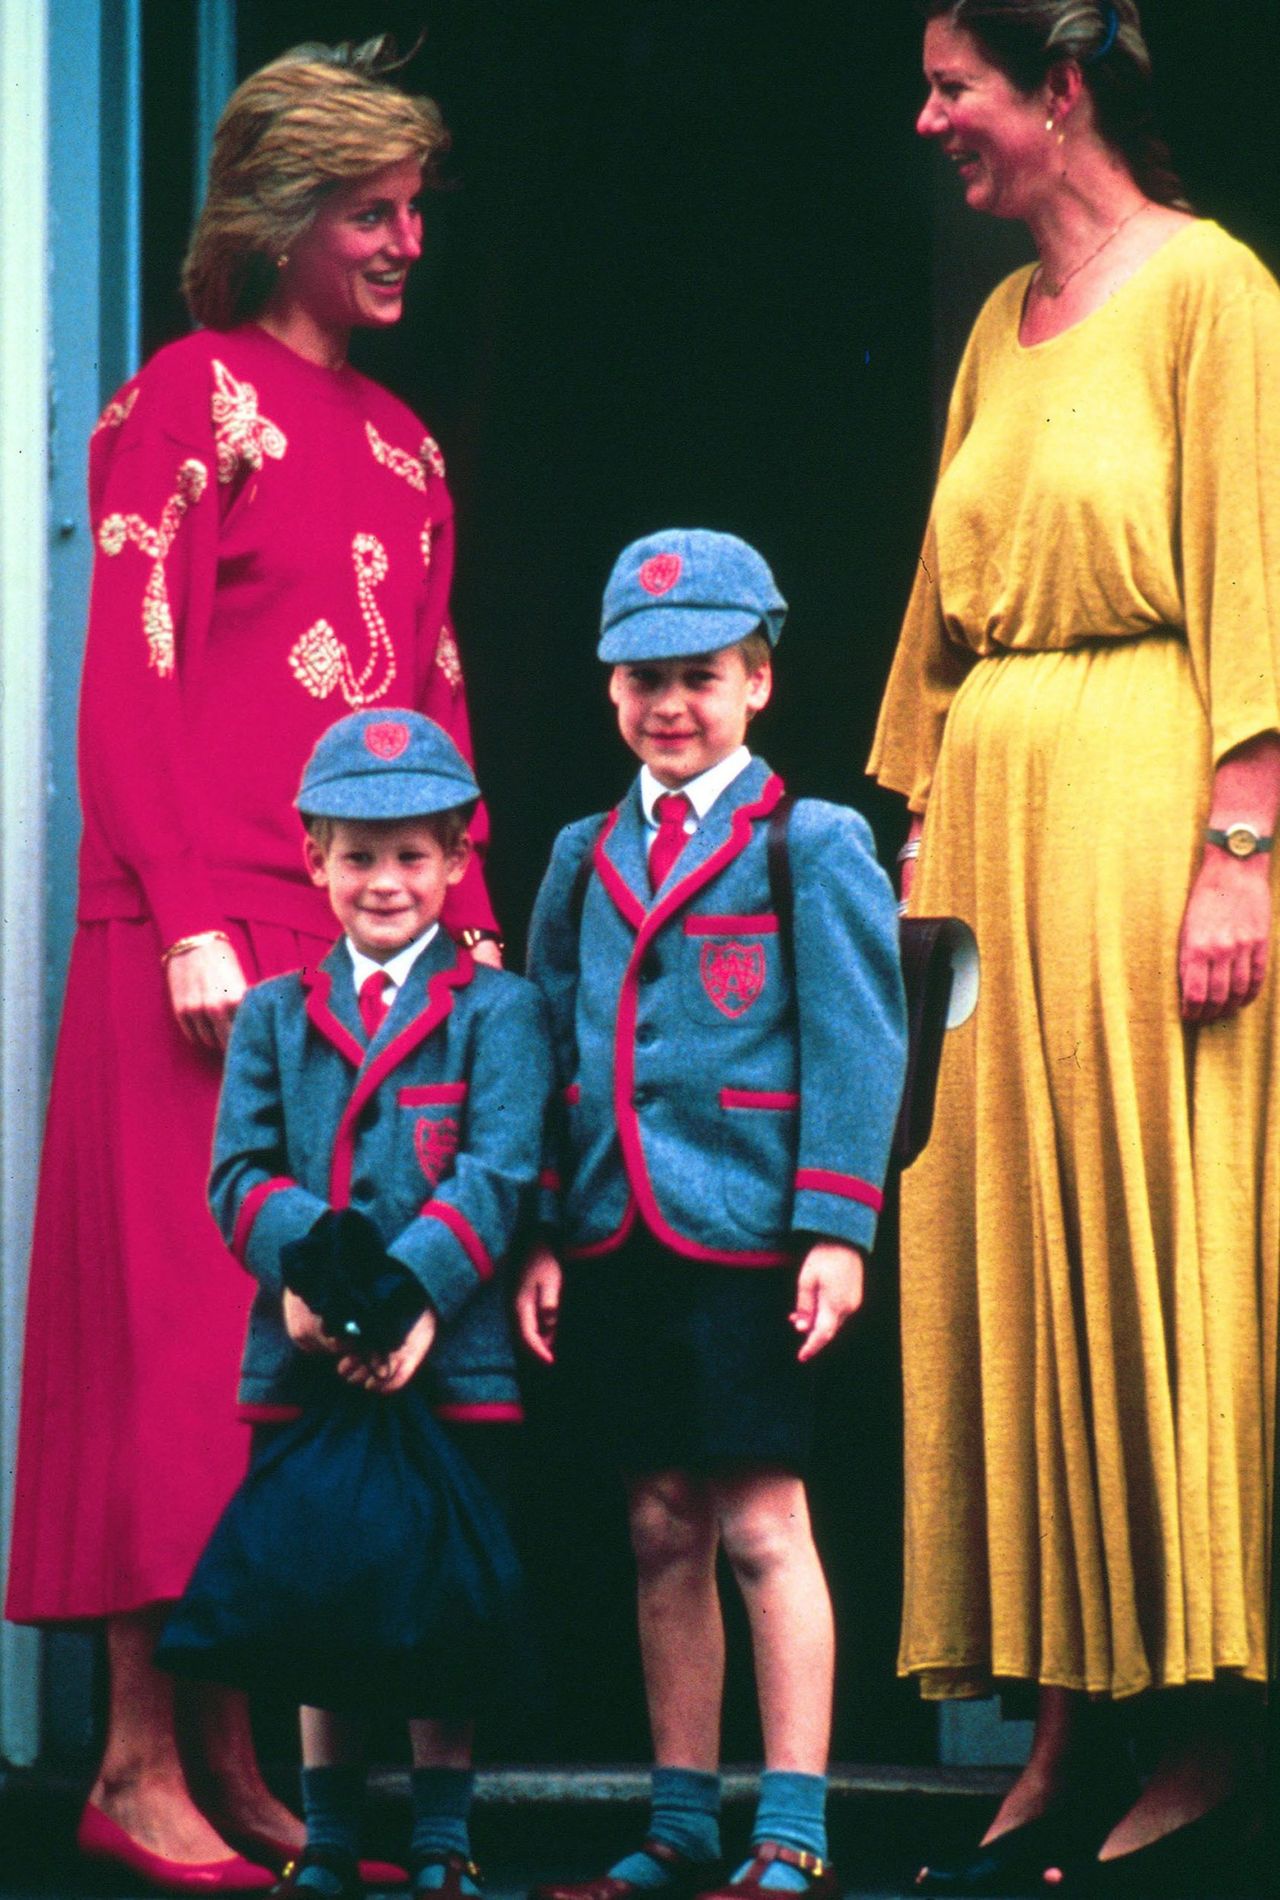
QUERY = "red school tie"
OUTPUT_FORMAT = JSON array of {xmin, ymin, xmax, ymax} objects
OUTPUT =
[
  {"xmin": 649, "ymin": 792, "xmax": 693, "ymax": 892},
  {"xmin": 358, "ymin": 970, "xmax": 391, "ymax": 1040}
]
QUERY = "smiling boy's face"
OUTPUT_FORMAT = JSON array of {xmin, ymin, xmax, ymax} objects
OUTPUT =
[
  {"xmin": 608, "ymin": 646, "xmax": 772, "ymax": 788},
  {"xmin": 304, "ymin": 817, "xmax": 470, "ymax": 962}
]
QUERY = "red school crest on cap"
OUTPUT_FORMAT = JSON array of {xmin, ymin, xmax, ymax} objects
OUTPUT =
[
  {"xmin": 701, "ymin": 940, "xmax": 766, "ymax": 1018},
  {"xmin": 364, "ymin": 720, "xmax": 410, "ymax": 760},
  {"xmin": 638, "ymin": 552, "xmax": 682, "ymax": 595}
]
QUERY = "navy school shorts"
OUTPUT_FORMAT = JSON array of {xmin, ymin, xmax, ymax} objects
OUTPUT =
[{"xmin": 553, "ymin": 1227, "xmax": 815, "ymax": 1475}]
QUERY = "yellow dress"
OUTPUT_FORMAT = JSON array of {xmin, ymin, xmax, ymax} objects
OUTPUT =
[{"xmin": 870, "ymin": 221, "xmax": 1280, "ymax": 1700}]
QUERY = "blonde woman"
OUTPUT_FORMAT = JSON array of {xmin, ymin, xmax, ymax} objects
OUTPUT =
[
  {"xmin": 7, "ymin": 39, "xmax": 499, "ymax": 1891},
  {"xmin": 872, "ymin": 3, "xmax": 1280, "ymax": 1892}
]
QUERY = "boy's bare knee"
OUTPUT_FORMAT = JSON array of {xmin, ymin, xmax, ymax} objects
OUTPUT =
[
  {"xmin": 627, "ymin": 1471, "xmax": 715, "ymax": 1574},
  {"xmin": 716, "ymin": 1476, "xmax": 813, "ymax": 1588}
]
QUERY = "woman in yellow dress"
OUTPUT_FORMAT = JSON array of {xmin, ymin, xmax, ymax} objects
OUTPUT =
[{"xmin": 870, "ymin": 3, "xmax": 1280, "ymax": 1891}]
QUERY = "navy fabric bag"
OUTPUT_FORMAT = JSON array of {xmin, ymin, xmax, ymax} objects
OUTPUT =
[{"xmin": 157, "ymin": 1381, "xmax": 531, "ymax": 1719}]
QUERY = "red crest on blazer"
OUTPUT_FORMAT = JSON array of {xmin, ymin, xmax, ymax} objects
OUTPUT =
[
  {"xmin": 700, "ymin": 941, "xmax": 766, "ymax": 1018},
  {"xmin": 638, "ymin": 552, "xmax": 682, "ymax": 595},
  {"xmin": 414, "ymin": 1115, "xmax": 460, "ymax": 1186},
  {"xmin": 365, "ymin": 720, "xmax": 410, "ymax": 760}
]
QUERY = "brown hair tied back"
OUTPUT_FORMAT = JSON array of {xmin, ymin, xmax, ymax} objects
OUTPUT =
[
  {"xmin": 923, "ymin": 1, "xmax": 1190, "ymax": 210},
  {"xmin": 182, "ymin": 35, "xmax": 450, "ymax": 332}
]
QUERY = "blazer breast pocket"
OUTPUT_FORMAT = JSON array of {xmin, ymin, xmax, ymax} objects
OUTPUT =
[
  {"xmin": 680, "ymin": 913, "xmax": 785, "ymax": 1029},
  {"xmin": 398, "ymin": 1083, "xmax": 468, "ymax": 1191}
]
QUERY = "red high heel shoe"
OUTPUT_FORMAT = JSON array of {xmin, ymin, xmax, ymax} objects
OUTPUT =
[{"xmin": 77, "ymin": 1800, "xmax": 277, "ymax": 1892}]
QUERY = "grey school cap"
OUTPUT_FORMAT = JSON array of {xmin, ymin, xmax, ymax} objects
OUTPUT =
[
  {"xmin": 598, "ymin": 528, "xmax": 787, "ymax": 663},
  {"xmin": 295, "ymin": 708, "xmax": 480, "ymax": 820}
]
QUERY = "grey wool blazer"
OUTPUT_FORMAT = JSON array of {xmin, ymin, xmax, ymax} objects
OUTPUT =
[
  {"xmin": 527, "ymin": 755, "xmax": 906, "ymax": 1265},
  {"xmin": 209, "ymin": 929, "xmax": 554, "ymax": 1416}
]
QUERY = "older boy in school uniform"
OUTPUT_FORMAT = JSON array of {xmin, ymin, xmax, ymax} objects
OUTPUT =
[
  {"xmin": 517, "ymin": 531, "xmax": 906, "ymax": 1900},
  {"xmin": 210, "ymin": 709, "xmax": 553, "ymax": 1900}
]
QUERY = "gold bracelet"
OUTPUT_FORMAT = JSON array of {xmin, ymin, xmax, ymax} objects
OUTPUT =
[{"xmin": 161, "ymin": 929, "xmax": 231, "ymax": 966}]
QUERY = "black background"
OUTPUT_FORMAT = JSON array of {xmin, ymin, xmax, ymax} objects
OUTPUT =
[{"xmin": 139, "ymin": 1, "xmax": 1280, "ymax": 1767}]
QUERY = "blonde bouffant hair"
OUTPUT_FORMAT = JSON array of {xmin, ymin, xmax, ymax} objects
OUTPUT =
[{"xmin": 182, "ymin": 37, "xmax": 450, "ymax": 332}]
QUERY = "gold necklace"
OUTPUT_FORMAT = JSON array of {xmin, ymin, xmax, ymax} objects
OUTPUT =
[{"xmin": 1035, "ymin": 200, "xmax": 1149, "ymax": 299}]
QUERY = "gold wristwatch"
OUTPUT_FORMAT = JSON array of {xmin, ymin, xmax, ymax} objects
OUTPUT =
[{"xmin": 1204, "ymin": 823, "xmax": 1274, "ymax": 860}]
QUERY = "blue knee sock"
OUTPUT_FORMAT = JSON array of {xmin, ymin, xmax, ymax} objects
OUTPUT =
[
  {"xmin": 609, "ymin": 1766, "xmax": 722, "ymax": 1887},
  {"xmin": 411, "ymin": 1767, "xmax": 480, "ymax": 1895},
  {"xmin": 299, "ymin": 1764, "xmax": 364, "ymax": 1891},
  {"xmin": 734, "ymin": 1771, "xmax": 828, "ymax": 1891}
]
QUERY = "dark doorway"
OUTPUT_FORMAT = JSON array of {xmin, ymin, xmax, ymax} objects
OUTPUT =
[{"xmin": 139, "ymin": 0, "xmax": 936, "ymax": 1767}]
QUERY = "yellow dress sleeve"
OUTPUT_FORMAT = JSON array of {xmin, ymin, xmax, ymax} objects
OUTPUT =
[
  {"xmin": 1177, "ymin": 267, "xmax": 1280, "ymax": 765},
  {"xmin": 868, "ymin": 313, "xmax": 989, "ymax": 812}
]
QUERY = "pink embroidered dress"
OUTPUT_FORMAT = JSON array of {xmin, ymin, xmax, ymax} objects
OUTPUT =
[{"xmin": 7, "ymin": 324, "xmax": 497, "ymax": 1622}]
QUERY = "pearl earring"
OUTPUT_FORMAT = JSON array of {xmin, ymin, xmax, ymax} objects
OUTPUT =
[
  {"xmin": 1045, "ymin": 115, "xmax": 1055, "ymax": 132},
  {"xmin": 276, "ymin": 253, "xmax": 289, "ymax": 271}
]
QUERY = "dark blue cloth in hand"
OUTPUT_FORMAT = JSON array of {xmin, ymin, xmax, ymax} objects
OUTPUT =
[
  {"xmin": 156, "ymin": 1384, "xmax": 533, "ymax": 1719},
  {"xmin": 280, "ymin": 1207, "xmax": 426, "ymax": 1358}
]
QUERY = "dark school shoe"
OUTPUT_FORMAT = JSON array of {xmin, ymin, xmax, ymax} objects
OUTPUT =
[
  {"xmin": 270, "ymin": 1845, "xmax": 364, "ymax": 1899},
  {"xmin": 531, "ymin": 1838, "xmax": 723, "ymax": 1900},
  {"xmin": 411, "ymin": 1850, "xmax": 485, "ymax": 1898},
  {"xmin": 694, "ymin": 1843, "xmax": 840, "ymax": 1900}
]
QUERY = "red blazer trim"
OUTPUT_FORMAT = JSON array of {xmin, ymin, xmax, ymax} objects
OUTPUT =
[
  {"xmin": 610, "ymin": 776, "xmax": 793, "ymax": 1267},
  {"xmin": 422, "ymin": 1198, "xmax": 493, "ymax": 1281},
  {"xmin": 720, "ymin": 1088, "xmax": 799, "ymax": 1111},
  {"xmin": 232, "ymin": 1176, "xmax": 296, "ymax": 1263},
  {"xmin": 565, "ymin": 1199, "xmax": 639, "ymax": 1259},
  {"xmin": 328, "ymin": 949, "xmax": 475, "ymax": 1207},
  {"xmin": 593, "ymin": 808, "xmax": 645, "ymax": 929},
  {"xmin": 398, "ymin": 1082, "xmax": 468, "ymax": 1106},
  {"xmin": 685, "ymin": 913, "xmax": 779, "ymax": 935},
  {"xmin": 237, "ymin": 1401, "xmax": 303, "ymax": 1423},
  {"xmin": 302, "ymin": 968, "xmax": 366, "ymax": 1068},
  {"xmin": 563, "ymin": 1083, "xmax": 581, "ymax": 1105},
  {"xmin": 794, "ymin": 1167, "xmax": 884, "ymax": 1213},
  {"xmin": 539, "ymin": 1167, "xmax": 562, "ymax": 1192},
  {"xmin": 434, "ymin": 1401, "xmax": 525, "ymax": 1423}
]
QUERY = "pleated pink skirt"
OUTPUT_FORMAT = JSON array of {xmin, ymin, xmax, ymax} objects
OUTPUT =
[{"xmin": 6, "ymin": 914, "xmax": 334, "ymax": 1624}]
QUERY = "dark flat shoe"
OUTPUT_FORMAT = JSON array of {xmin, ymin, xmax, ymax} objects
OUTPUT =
[
  {"xmin": 271, "ymin": 1846, "xmax": 364, "ymax": 1899},
  {"xmin": 412, "ymin": 1851, "xmax": 483, "ymax": 1898},
  {"xmin": 915, "ymin": 1807, "xmax": 1090, "ymax": 1896},
  {"xmin": 531, "ymin": 1839, "xmax": 720, "ymax": 1900},
  {"xmin": 696, "ymin": 1844, "xmax": 839, "ymax": 1900}
]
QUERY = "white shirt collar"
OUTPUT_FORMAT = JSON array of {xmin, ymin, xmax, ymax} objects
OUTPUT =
[
  {"xmin": 347, "ymin": 922, "xmax": 439, "ymax": 999},
  {"xmin": 639, "ymin": 747, "xmax": 752, "ymax": 829}
]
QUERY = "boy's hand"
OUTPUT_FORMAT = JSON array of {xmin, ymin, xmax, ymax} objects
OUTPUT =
[
  {"xmin": 283, "ymin": 1287, "xmax": 338, "ymax": 1355},
  {"xmin": 515, "ymin": 1245, "xmax": 563, "ymax": 1364},
  {"xmin": 338, "ymin": 1307, "xmax": 438, "ymax": 1393},
  {"xmin": 791, "ymin": 1241, "xmax": 865, "ymax": 1361}
]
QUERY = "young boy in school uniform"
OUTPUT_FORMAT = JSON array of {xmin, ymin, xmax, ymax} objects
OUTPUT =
[
  {"xmin": 209, "ymin": 708, "xmax": 553, "ymax": 1900},
  {"xmin": 516, "ymin": 531, "xmax": 906, "ymax": 1900}
]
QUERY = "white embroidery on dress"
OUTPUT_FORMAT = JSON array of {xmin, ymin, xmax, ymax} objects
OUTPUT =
[
  {"xmin": 420, "ymin": 519, "xmax": 433, "ymax": 571},
  {"xmin": 211, "ymin": 360, "xmax": 287, "ymax": 484},
  {"xmin": 98, "ymin": 459, "xmax": 209, "ymax": 679},
  {"xmin": 366, "ymin": 420, "xmax": 425, "ymax": 492},
  {"xmin": 288, "ymin": 533, "xmax": 396, "ymax": 709},
  {"xmin": 420, "ymin": 433, "xmax": 445, "ymax": 480},
  {"xmin": 435, "ymin": 621, "xmax": 463, "ymax": 690},
  {"xmin": 92, "ymin": 387, "xmax": 139, "ymax": 434},
  {"xmin": 366, "ymin": 420, "xmax": 446, "ymax": 489}
]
